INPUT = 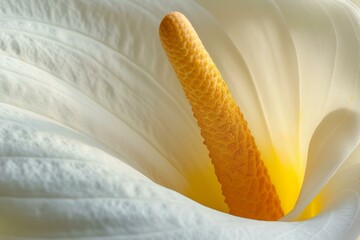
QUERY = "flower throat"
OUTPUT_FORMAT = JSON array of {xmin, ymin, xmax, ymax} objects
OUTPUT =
[{"xmin": 159, "ymin": 12, "xmax": 284, "ymax": 221}]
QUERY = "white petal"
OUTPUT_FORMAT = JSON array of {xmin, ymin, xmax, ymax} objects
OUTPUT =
[
  {"xmin": 195, "ymin": 0, "xmax": 301, "ymax": 167},
  {"xmin": 196, "ymin": 0, "xmax": 360, "ymax": 213},
  {"xmin": 196, "ymin": 0, "xmax": 360, "ymax": 168},
  {"xmin": 342, "ymin": 142, "xmax": 360, "ymax": 168},
  {"xmin": 0, "ymin": 0, "xmax": 230, "ymax": 211},
  {"xmin": 1, "ymin": 0, "xmax": 360, "ymax": 236},
  {"xmin": 284, "ymin": 109, "xmax": 360, "ymax": 220},
  {"xmin": 315, "ymin": 157, "xmax": 360, "ymax": 239},
  {"xmin": 350, "ymin": 0, "xmax": 360, "ymax": 8},
  {"xmin": 0, "ymin": 104, "xmax": 357, "ymax": 240}
]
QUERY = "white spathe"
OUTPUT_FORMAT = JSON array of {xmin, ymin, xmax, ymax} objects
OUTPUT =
[{"xmin": 0, "ymin": 0, "xmax": 359, "ymax": 239}]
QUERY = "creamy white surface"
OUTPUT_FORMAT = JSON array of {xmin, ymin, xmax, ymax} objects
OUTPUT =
[{"xmin": 0, "ymin": 0, "xmax": 360, "ymax": 239}]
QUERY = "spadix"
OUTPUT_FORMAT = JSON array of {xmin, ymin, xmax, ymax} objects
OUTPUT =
[{"xmin": 159, "ymin": 12, "xmax": 283, "ymax": 221}]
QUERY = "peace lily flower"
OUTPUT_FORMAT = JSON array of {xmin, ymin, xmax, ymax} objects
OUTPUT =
[{"xmin": 0, "ymin": 0, "xmax": 359, "ymax": 239}]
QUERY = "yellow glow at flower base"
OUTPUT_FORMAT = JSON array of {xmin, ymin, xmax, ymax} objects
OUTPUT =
[
  {"xmin": 184, "ymin": 163, "xmax": 229, "ymax": 213},
  {"xmin": 160, "ymin": 12, "xmax": 284, "ymax": 221},
  {"xmin": 184, "ymin": 145, "xmax": 303, "ymax": 217},
  {"xmin": 260, "ymin": 147, "xmax": 303, "ymax": 216},
  {"xmin": 296, "ymin": 189, "xmax": 324, "ymax": 221}
]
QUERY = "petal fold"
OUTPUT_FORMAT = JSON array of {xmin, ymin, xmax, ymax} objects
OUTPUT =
[
  {"xmin": 1, "ymin": 0, "xmax": 360, "ymax": 239},
  {"xmin": 0, "ymin": 0, "xmax": 230, "ymax": 211},
  {"xmin": 0, "ymin": 104, "xmax": 358, "ymax": 240},
  {"xmin": 284, "ymin": 109, "xmax": 360, "ymax": 220}
]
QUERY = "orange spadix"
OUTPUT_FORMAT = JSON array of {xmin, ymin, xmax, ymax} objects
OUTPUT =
[{"xmin": 159, "ymin": 12, "xmax": 284, "ymax": 221}]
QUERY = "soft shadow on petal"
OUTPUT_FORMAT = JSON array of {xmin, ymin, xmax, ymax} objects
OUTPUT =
[
  {"xmin": 0, "ymin": 104, "xmax": 357, "ymax": 240},
  {"xmin": 193, "ymin": 0, "xmax": 301, "ymax": 168},
  {"xmin": 1, "ymin": 0, "xmax": 359, "ymax": 226},
  {"xmin": 284, "ymin": 109, "xmax": 360, "ymax": 220},
  {"xmin": 0, "ymin": 0, "xmax": 230, "ymax": 211},
  {"xmin": 342, "ymin": 142, "xmax": 360, "ymax": 168},
  {"xmin": 272, "ymin": 0, "xmax": 360, "ymax": 165},
  {"xmin": 349, "ymin": 0, "xmax": 360, "ymax": 8},
  {"xmin": 194, "ymin": 0, "xmax": 304, "ymax": 213},
  {"xmin": 316, "ymin": 158, "xmax": 360, "ymax": 239},
  {"xmin": 196, "ymin": 0, "xmax": 360, "ymax": 214}
]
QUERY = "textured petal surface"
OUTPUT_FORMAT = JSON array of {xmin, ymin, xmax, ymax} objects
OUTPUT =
[
  {"xmin": 195, "ymin": 0, "xmax": 360, "ymax": 213},
  {"xmin": 315, "ymin": 151, "xmax": 360, "ymax": 240},
  {"xmin": 0, "ymin": 104, "xmax": 358, "ymax": 240},
  {"xmin": 1, "ymin": 0, "xmax": 360, "ymax": 239},
  {"xmin": 0, "ymin": 0, "xmax": 229, "ymax": 211}
]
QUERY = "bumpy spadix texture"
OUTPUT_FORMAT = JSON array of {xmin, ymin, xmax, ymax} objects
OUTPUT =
[{"xmin": 159, "ymin": 12, "xmax": 284, "ymax": 221}]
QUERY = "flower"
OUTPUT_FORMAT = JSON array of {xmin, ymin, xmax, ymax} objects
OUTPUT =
[{"xmin": 0, "ymin": 0, "xmax": 359, "ymax": 239}]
